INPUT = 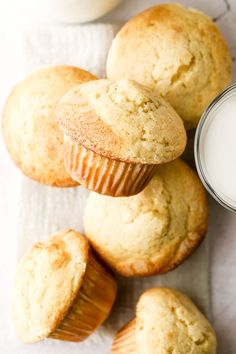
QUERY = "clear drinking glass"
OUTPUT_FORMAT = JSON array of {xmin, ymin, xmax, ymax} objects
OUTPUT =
[{"xmin": 194, "ymin": 83, "xmax": 236, "ymax": 212}]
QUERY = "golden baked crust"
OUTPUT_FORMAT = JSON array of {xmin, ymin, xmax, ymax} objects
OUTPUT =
[
  {"xmin": 3, "ymin": 65, "xmax": 97, "ymax": 187},
  {"xmin": 106, "ymin": 3, "xmax": 232, "ymax": 130},
  {"xmin": 57, "ymin": 79, "xmax": 186, "ymax": 164},
  {"xmin": 84, "ymin": 159, "xmax": 208, "ymax": 276},
  {"xmin": 12, "ymin": 229, "xmax": 89, "ymax": 343},
  {"xmin": 135, "ymin": 288, "xmax": 216, "ymax": 353}
]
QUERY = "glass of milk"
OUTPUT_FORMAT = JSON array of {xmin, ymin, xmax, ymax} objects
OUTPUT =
[{"xmin": 195, "ymin": 83, "xmax": 236, "ymax": 212}]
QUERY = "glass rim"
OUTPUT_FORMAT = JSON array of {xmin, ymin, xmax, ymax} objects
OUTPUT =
[{"xmin": 194, "ymin": 82, "xmax": 236, "ymax": 213}]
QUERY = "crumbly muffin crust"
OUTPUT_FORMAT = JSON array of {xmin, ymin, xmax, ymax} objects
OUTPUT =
[
  {"xmin": 135, "ymin": 288, "xmax": 216, "ymax": 353},
  {"xmin": 13, "ymin": 229, "xmax": 89, "ymax": 342},
  {"xmin": 57, "ymin": 79, "xmax": 186, "ymax": 164},
  {"xmin": 3, "ymin": 65, "xmax": 97, "ymax": 186},
  {"xmin": 107, "ymin": 3, "xmax": 232, "ymax": 129},
  {"xmin": 84, "ymin": 159, "xmax": 208, "ymax": 276}
]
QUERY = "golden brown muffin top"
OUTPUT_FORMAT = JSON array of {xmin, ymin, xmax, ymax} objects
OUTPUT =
[
  {"xmin": 12, "ymin": 229, "xmax": 89, "ymax": 343},
  {"xmin": 84, "ymin": 159, "xmax": 208, "ymax": 276},
  {"xmin": 3, "ymin": 65, "xmax": 97, "ymax": 186},
  {"xmin": 107, "ymin": 3, "xmax": 232, "ymax": 129},
  {"xmin": 135, "ymin": 288, "xmax": 216, "ymax": 353},
  {"xmin": 57, "ymin": 78, "xmax": 186, "ymax": 164}
]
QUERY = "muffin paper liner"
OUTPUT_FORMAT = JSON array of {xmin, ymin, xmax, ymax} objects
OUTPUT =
[
  {"xmin": 64, "ymin": 136, "xmax": 157, "ymax": 197},
  {"xmin": 49, "ymin": 250, "xmax": 117, "ymax": 342},
  {"xmin": 112, "ymin": 319, "xmax": 137, "ymax": 354}
]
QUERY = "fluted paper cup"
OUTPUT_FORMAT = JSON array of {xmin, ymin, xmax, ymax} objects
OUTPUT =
[
  {"xmin": 112, "ymin": 319, "xmax": 137, "ymax": 354},
  {"xmin": 64, "ymin": 135, "xmax": 157, "ymax": 197},
  {"xmin": 50, "ymin": 250, "xmax": 117, "ymax": 342}
]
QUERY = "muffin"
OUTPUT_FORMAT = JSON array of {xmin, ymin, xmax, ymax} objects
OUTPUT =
[
  {"xmin": 84, "ymin": 159, "xmax": 208, "ymax": 276},
  {"xmin": 56, "ymin": 79, "xmax": 186, "ymax": 197},
  {"xmin": 112, "ymin": 288, "xmax": 217, "ymax": 353},
  {"xmin": 106, "ymin": 3, "xmax": 232, "ymax": 130},
  {"xmin": 3, "ymin": 65, "xmax": 97, "ymax": 187},
  {"xmin": 12, "ymin": 229, "xmax": 117, "ymax": 343}
]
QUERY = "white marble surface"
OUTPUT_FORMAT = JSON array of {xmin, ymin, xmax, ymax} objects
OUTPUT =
[{"xmin": 0, "ymin": 0, "xmax": 236, "ymax": 353}]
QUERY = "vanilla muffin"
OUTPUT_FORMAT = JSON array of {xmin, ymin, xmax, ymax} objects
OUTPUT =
[
  {"xmin": 84, "ymin": 159, "xmax": 208, "ymax": 276},
  {"xmin": 57, "ymin": 79, "xmax": 186, "ymax": 197},
  {"xmin": 13, "ymin": 229, "xmax": 117, "ymax": 343},
  {"xmin": 112, "ymin": 288, "xmax": 217, "ymax": 354},
  {"xmin": 3, "ymin": 66, "xmax": 97, "ymax": 187},
  {"xmin": 107, "ymin": 3, "xmax": 232, "ymax": 130}
]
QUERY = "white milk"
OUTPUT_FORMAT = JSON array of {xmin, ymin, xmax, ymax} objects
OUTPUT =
[{"xmin": 196, "ymin": 87, "xmax": 236, "ymax": 209}]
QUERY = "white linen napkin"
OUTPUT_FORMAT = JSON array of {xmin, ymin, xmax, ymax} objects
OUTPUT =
[{"xmin": 14, "ymin": 24, "xmax": 210, "ymax": 354}]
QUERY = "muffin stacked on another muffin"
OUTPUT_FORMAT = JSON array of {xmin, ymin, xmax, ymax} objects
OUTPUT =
[
  {"xmin": 56, "ymin": 78, "xmax": 186, "ymax": 196},
  {"xmin": 107, "ymin": 3, "xmax": 232, "ymax": 129},
  {"xmin": 3, "ymin": 65, "xmax": 97, "ymax": 187},
  {"xmin": 13, "ymin": 229, "xmax": 117, "ymax": 343},
  {"xmin": 112, "ymin": 288, "xmax": 217, "ymax": 354},
  {"xmin": 84, "ymin": 159, "xmax": 208, "ymax": 276}
]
